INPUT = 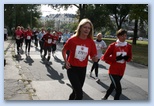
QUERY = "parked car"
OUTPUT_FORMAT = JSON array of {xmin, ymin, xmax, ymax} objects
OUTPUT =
[{"xmin": 138, "ymin": 37, "xmax": 143, "ymax": 41}]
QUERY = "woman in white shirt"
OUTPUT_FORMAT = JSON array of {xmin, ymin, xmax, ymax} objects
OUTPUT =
[{"xmin": 89, "ymin": 33, "xmax": 107, "ymax": 81}]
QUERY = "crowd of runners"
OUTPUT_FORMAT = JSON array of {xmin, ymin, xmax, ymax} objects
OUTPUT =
[
  {"xmin": 13, "ymin": 26, "xmax": 70, "ymax": 64},
  {"xmin": 11, "ymin": 18, "xmax": 132, "ymax": 100}
]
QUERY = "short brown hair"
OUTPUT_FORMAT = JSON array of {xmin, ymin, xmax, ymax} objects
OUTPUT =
[{"xmin": 116, "ymin": 29, "xmax": 127, "ymax": 37}]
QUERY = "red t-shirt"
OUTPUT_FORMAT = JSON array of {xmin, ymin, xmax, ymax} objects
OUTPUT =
[
  {"xmin": 42, "ymin": 33, "xmax": 54, "ymax": 47},
  {"xmin": 52, "ymin": 35, "xmax": 59, "ymax": 44},
  {"xmin": 101, "ymin": 42, "xmax": 132, "ymax": 76},
  {"xmin": 64, "ymin": 36, "xmax": 97, "ymax": 67},
  {"xmin": 15, "ymin": 30, "xmax": 23, "ymax": 40},
  {"xmin": 25, "ymin": 30, "xmax": 32, "ymax": 40}
]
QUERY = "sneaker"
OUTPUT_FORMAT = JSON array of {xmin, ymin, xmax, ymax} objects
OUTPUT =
[
  {"xmin": 101, "ymin": 97, "xmax": 107, "ymax": 100},
  {"xmin": 95, "ymin": 77, "xmax": 100, "ymax": 82}
]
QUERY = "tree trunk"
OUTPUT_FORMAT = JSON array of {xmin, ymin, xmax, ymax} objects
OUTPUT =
[{"xmin": 133, "ymin": 19, "xmax": 138, "ymax": 45}]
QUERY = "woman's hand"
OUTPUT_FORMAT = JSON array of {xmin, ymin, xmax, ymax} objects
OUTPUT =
[{"xmin": 65, "ymin": 61, "xmax": 71, "ymax": 69}]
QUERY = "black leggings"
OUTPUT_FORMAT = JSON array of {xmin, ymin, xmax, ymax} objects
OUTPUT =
[
  {"xmin": 104, "ymin": 74, "xmax": 122, "ymax": 100},
  {"xmin": 16, "ymin": 39, "xmax": 21, "ymax": 54},
  {"xmin": 25, "ymin": 39, "xmax": 31, "ymax": 52},
  {"xmin": 90, "ymin": 59, "xmax": 100, "ymax": 77},
  {"xmin": 67, "ymin": 66, "xmax": 87, "ymax": 100}
]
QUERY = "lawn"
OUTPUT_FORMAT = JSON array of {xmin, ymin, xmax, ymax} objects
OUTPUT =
[{"xmin": 101, "ymin": 38, "xmax": 148, "ymax": 66}]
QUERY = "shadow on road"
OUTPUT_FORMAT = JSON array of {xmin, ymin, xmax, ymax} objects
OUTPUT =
[
  {"xmin": 23, "ymin": 55, "xmax": 34, "ymax": 66},
  {"xmin": 53, "ymin": 55, "xmax": 64, "ymax": 65},
  {"xmin": 45, "ymin": 64, "xmax": 65, "ymax": 84},
  {"xmin": 66, "ymin": 83, "xmax": 93, "ymax": 100}
]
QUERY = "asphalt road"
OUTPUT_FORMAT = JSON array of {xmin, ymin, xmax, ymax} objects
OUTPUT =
[{"xmin": 4, "ymin": 39, "xmax": 148, "ymax": 100}]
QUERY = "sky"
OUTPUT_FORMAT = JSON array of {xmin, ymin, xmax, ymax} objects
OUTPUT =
[{"xmin": 41, "ymin": 5, "xmax": 78, "ymax": 16}]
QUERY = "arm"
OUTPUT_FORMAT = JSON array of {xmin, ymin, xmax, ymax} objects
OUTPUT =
[
  {"xmin": 101, "ymin": 43, "xmax": 116, "ymax": 64},
  {"xmin": 62, "ymin": 46, "xmax": 71, "ymax": 69}
]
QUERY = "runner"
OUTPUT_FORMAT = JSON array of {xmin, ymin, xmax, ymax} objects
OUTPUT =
[
  {"xmin": 51, "ymin": 31, "xmax": 59, "ymax": 57},
  {"xmin": 15, "ymin": 26, "xmax": 23, "ymax": 55},
  {"xmin": 24, "ymin": 27, "xmax": 33, "ymax": 56},
  {"xmin": 42, "ymin": 27, "xmax": 54, "ymax": 64},
  {"xmin": 37, "ymin": 28, "xmax": 46, "ymax": 56},
  {"xmin": 62, "ymin": 18, "xmax": 98, "ymax": 100},
  {"xmin": 101, "ymin": 29, "xmax": 132, "ymax": 100},
  {"xmin": 89, "ymin": 33, "xmax": 107, "ymax": 82}
]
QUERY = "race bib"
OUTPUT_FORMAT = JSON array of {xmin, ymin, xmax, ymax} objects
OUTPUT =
[
  {"xmin": 27, "ymin": 36, "xmax": 31, "ymax": 40},
  {"xmin": 116, "ymin": 52, "xmax": 127, "ymax": 63},
  {"xmin": 75, "ymin": 45, "xmax": 88, "ymax": 61},
  {"xmin": 96, "ymin": 44, "xmax": 102, "ymax": 50},
  {"xmin": 48, "ymin": 39, "xmax": 52, "ymax": 44}
]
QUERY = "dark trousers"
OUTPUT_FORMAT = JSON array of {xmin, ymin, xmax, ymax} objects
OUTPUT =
[
  {"xmin": 90, "ymin": 59, "xmax": 100, "ymax": 77},
  {"xmin": 39, "ymin": 41, "xmax": 44, "ymax": 54},
  {"xmin": 67, "ymin": 66, "xmax": 87, "ymax": 100},
  {"xmin": 16, "ymin": 39, "xmax": 21, "ymax": 54},
  {"xmin": 52, "ymin": 44, "xmax": 56, "ymax": 52},
  {"xmin": 25, "ymin": 39, "xmax": 31, "ymax": 52},
  {"xmin": 104, "ymin": 74, "xmax": 123, "ymax": 100},
  {"xmin": 43, "ymin": 46, "xmax": 52, "ymax": 61}
]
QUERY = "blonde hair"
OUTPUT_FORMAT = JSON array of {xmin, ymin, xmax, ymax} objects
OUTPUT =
[
  {"xmin": 74, "ymin": 18, "xmax": 94, "ymax": 39},
  {"xmin": 97, "ymin": 33, "xmax": 102, "ymax": 37}
]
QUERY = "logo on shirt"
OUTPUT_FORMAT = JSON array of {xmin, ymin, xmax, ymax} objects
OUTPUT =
[{"xmin": 75, "ymin": 45, "xmax": 88, "ymax": 61}]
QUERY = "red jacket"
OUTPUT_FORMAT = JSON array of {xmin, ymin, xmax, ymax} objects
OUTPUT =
[{"xmin": 101, "ymin": 42, "xmax": 132, "ymax": 76}]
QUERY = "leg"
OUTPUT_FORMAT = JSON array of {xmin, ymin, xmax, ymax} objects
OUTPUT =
[
  {"xmin": 67, "ymin": 66, "xmax": 86, "ymax": 100},
  {"xmin": 95, "ymin": 59, "xmax": 100, "ymax": 77},
  {"xmin": 103, "ymin": 74, "xmax": 116, "ymax": 99},
  {"xmin": 25, "ymin": 40, "xmax": 28, "ymax": 53},
  {"xmin": 16, "ymin": 40, "xmax": 20, "ymax": 55},
  {"xmin": 43, "ymin": 47, "xmax": 47, "ymax": 59},
  {"xmin": 47, "ymin": 46, "xmax": 52, "ymax": 61}
]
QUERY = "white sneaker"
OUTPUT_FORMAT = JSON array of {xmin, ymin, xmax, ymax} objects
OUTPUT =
[{"xmin": 95, "ymin": 77, "xmax": 100, "ymax": 82}]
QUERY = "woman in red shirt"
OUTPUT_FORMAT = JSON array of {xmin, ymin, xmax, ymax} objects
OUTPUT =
[
  {"xmin": 42, "ymin": 28, "xmax": 54, "ymax": 63},
  {"xmin": 15, "ymin": 26, "xmax": 23, "ymax": 55},
  {"xmin": 24, "ymin": 27, "xmax": 32, "ymax": 55},
  {"xmin": 62, "ymin": 18, "xmax": 98, "ymax": 100},
  {"xmin": 101, "ymin": 29, "xmax": 132, "ymax": 100}
]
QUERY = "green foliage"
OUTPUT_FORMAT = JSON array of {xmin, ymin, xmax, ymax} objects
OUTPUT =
[{"xmin": 4, "ymin": 4, "xmax": 41, "ymax": 30}]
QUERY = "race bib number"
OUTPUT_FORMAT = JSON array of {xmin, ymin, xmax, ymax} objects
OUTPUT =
[
  {"xmin": 48, "ymin": 39, "xmax": 52, "ymax": 44},
  {"xmin": 116, "ymin": 52, "xmax": 127, "ymax": 63},
  {"xmin": 75, "ymin": 45, "xmax": 88, "ymax": 61},
  {"xmin": 27, "ymin": 36, "xmax": 31, "ymax": 40},
  {"xmin": 96, "ymin": 44, "xmax": 102, "ymax": 50}
]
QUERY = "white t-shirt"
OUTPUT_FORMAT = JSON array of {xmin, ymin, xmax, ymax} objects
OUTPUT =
[{"xmin": 94, "ymin": 40, "xmax": 107, "ymax": 59}]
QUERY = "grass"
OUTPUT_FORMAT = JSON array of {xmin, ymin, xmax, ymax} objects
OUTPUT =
[{"xmin": 101, "ymin": 38, "xmax": 148, "ymax": 66}]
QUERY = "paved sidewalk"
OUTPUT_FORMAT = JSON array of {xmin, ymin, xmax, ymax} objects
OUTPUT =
[{"xmin": 4, "ymin": 37, "xmax": 32, "ymax": 100}]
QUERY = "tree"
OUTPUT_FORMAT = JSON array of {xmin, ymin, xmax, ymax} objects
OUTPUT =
[
  {"xmin": 105, "ymin": 4, "xmax": 131, "ymax": 30},
  {"xmin": 129, "ymin": 4, "xmax": 148, "ymax": 45},
  {"xmin": 4, "ymin": 4, "xmax": 42, "ymax": 31}
]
